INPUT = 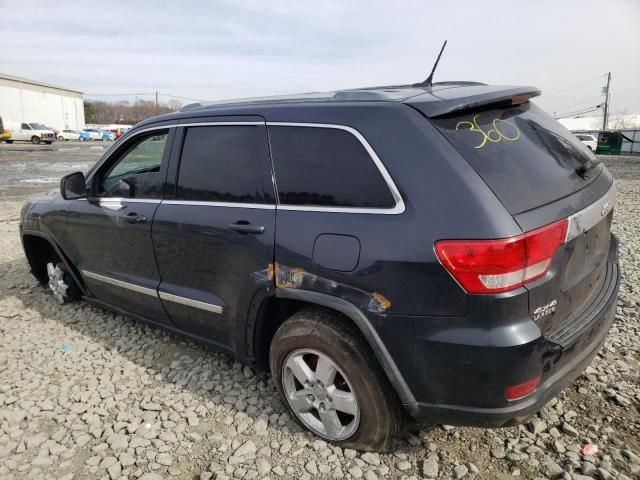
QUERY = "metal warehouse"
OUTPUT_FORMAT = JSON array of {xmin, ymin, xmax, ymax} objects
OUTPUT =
[{"xmin": 0, "ymin": 73, "xmax": 85, "ymax": 131}]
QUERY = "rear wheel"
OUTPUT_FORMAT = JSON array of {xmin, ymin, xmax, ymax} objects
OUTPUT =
[
  {"xmin": 6, "ymin": 140, "xmax": 13, "ymax": 144},
  {"xmin": 270, "ymin": 307, "xmax": 402, "ymax": 451},
  {"xmin": 31, "ymin": 136, "xmax": 40, "ymax": 145}
]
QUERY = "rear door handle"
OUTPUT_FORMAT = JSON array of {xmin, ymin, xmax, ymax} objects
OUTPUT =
[
  {"xmin": 228, "ymin": 221, "xmax": 265, "ymax": 235},
  {"xmin": 124, "ymin": 212, "xmax": 147, "ymax": 224}
]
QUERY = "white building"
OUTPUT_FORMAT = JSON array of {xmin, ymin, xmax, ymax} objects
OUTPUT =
[{"xmin": 0, "ymin": 73, "xmax": 85, "ymax": 131}]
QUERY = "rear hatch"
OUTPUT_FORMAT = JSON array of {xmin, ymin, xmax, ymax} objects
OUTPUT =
[{"xmin": 410, "ymin": 88, "xmax": 615, "ymax": 341}]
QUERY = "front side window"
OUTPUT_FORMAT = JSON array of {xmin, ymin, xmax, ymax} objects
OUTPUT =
[
  {"xmin": 97, "ymin": 131, "xmax": 168, "ymax": 199},
  {"xmin": 176, "ymin": 126, "xmax": 265, "ymax": 203},
  {"xmin": 269, "ymin": 126, "xmax": 395, "ymax": 208},
  {"xmin": 21, "ymin": 123, "xmax": 30, "ymax": 130}
]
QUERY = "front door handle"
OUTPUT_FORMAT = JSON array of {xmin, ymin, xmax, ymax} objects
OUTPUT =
[
  {"xmin": 228, "ymin": 221, "xmax": 265, "ymax": 235},
  {"xmin": 124, "ymin": 212, "xmax": 147, "ymax": 224}
]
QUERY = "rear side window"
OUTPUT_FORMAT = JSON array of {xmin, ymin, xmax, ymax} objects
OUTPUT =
[
  {"xmin": 269, "ymin": 126, "xmax": 395, "ymax": 208},
  {"xmin": 177, "ymin": 126, "xmax": 265, "ymax": 203}
]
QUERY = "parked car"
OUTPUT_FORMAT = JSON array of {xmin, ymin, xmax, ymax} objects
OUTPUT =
[
  {"xmin": 45, "ymin": 126, "xmax": 60, "ymax": 138},
  {"xmin": 108, "ymin": 128, "xmax": 127, "ymax": 139},
  {"xmin": 6, "ymin": 122, "xmax": 55, "ymax": 144},
  {"xmin": 78, "ymin": 130, "xmax": 92, "ymax": 141},
  {"xmin": 102, "ymin": 130, "xmax": 116, "ymax": 141},
  {"xmin": 58, "ymin": 129, "xmax": 81, "ymax": 141},
  {"xmin": 576, "ymin": 133, "xmax": 598, "ymax": 151},
  {"xmin": 20, "ymin": 82, "xmax": 619, "ymax": 451},
  {"xmin": 0, "ymin": 116, "xmax": 11, "ymax": 142},
  {"xmin": 82, "ymin": 128, "xmax": 103, "ymax": 141}
]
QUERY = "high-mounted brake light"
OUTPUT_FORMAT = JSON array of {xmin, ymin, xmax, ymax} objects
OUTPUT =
[
  {"xmin": 435, "ymin": 218, "xmax": 568, "ymax": 294},
  {"xmin": 511, "ymin": 93, "xmax": 535, "ymax": 105}
]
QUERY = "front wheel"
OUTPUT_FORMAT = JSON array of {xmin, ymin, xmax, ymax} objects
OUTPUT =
[
  {"xmin": 270, "ymin": 308, "xmax": 402, "ymax": 451},
  {"xmin": 31, "ymin": 136, "xmax": 41, "ymax": 145},
  {"xmin": 58, "ymin": 136, "xmax": 64, "ymax": 141}
]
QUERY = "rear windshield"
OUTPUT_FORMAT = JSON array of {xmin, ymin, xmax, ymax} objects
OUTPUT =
[{"xmin": 432, "ymin": 102, "xmax": 601, "ymax": 215}]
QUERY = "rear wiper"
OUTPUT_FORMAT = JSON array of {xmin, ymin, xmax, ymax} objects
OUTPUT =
[{"xmin": 575, "ymin": 159, "xmax": 601, "ymax": 178}]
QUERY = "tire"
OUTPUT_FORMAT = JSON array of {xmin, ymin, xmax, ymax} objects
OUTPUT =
[
  {"xmin": 58, "ymin": 136, "xmax": 64, "ymax": 141},
  {"xmin": 45, "ymin": 141, "xmax": 52, "ymax": 145},
  {"xmin": 6, "ymin": 140, "xmax": 13, "ymax": 144},
  {"xmin": 270, "ymin": 307, "xmax": 402, "ymax": 451},
  {"xmin": 31, "ymin": 136, "xmax": 40, "ymax": 145}
]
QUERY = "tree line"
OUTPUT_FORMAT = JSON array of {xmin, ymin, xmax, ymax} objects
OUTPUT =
[{"xmin": 84, "ymin": 98, "xmax": 184, "ymax": 125}]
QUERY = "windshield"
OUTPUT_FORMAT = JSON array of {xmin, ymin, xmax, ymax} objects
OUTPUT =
[{"xmin": 432, "ymin": 102, "xmax": 601, "ymax": 214}]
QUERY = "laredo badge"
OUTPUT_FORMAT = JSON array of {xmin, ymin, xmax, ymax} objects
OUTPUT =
[{"xmin": 534, "ymin": 299, "xmax": 558, "ymax": 321}]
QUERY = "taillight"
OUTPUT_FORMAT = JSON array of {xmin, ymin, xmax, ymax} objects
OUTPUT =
[{"xmin": 435, "ymin": 218, "xmax": 568, "ymax": 294}]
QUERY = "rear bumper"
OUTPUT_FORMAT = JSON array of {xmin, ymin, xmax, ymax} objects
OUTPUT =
[{"xmin": 397, "ymin": 235, "xmax": 620, "ymax": 427}]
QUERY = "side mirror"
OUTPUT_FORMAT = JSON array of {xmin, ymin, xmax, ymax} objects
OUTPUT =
[{"xmin": 60, "ymin": 172, "xmax": 87, "ymax": 200}]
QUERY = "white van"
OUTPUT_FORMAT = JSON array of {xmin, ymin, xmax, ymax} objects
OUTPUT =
[{"xmin": 7, "ymin": 122, "xmax": 56, "ymax": 145}]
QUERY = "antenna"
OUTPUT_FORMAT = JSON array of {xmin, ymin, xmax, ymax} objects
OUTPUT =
[{"xmin": 414, "ymin": 40, "xmax": 448, "ymax": 87}]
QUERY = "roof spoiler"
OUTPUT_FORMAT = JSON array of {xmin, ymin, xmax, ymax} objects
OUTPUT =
[{"xmin": 405, "ymin": 85, "xmax": 541, "ymax": 118}]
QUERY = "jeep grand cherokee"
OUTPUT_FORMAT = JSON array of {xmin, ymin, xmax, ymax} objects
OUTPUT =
[{"xmin": 20, "ymin": 82, "xmax": 620, "ymax": 451}]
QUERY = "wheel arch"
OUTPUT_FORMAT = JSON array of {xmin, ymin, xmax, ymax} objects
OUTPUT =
[
  {"xmin": 251, "ymin": 287, "xmax": 415, "ymax": 405},
  {"xmin": 21, "ymin": 230, "xmax": 87, "ymax": 295}
]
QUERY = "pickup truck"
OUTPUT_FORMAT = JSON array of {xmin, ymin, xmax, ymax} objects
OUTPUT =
[{"xmin": 6, "ymin": 122, "xmax": 56, "ymax": 144}]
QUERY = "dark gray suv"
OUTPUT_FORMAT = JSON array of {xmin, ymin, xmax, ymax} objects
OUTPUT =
[{"xmin": 20, "ymin": 82, "xmax": 620, "ymax": 451}]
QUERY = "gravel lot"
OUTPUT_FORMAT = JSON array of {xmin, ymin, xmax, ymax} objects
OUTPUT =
[{"xmin": 0, "ymin": 155, "xmax": 638, "ymax": 480}]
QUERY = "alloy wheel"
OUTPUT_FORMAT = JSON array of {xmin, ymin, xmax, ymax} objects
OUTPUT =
[
  {"xmin": 47, "ymin": 262, "xmax": 69, "ymax": 304},
  {"xmin": 282, "ymin": 348, "xmax": 360, "ymax": 441}
]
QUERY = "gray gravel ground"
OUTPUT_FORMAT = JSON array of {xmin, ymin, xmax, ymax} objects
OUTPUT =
[{"xmin": 0, "ymin": 155, "xmax": 638, "ymax": 480}]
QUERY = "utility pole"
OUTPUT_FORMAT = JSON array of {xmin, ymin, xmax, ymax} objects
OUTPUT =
[
  {"xmin": 602, "ymin": 72, "xmax": 611, "ymax": 131},
  {"xmin": 155, "ymin": 91, "xmax": 159, "ymax": 116}
]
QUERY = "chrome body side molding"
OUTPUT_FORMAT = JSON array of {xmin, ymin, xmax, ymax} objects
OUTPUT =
[
  {"xmin": 159, "ymin": 291, "xmax": 224, "ymax": 314},
  {"xmin": 82, "ymin": 270, "xmax": 158, "ymax": 297}
]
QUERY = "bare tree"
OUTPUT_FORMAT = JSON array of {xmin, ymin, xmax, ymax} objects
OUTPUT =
[
  {"xmin": 84, "ymin": 98, "xmax": 182, "ymax": 125},
  {"xmin": 610, "ymin": 109, "xmax": 631, "ymax": 130}
]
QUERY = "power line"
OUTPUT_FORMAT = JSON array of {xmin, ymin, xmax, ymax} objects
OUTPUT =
[
  {"xmin": 554, "ymin": 95, "xmax": 604, "ymax": 113},
  {"xmin": 554, "ymin": 105, "xmax": 603, "ymax": 119},
  {"xmin": 162, "ymin": 94, "xmax": 207, "ymax": 102},
  {"xmin": 543, "ymin": 74, "xmax": 608, "ymax": 98},
  {"xmin": 84, "ymin": 92, "xmax": 207, "ymax": 102}
]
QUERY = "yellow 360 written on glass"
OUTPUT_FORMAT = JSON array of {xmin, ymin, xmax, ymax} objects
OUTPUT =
[{"xmin": 455, "ymin": 115, "xmax": 520, "ymax": 149}]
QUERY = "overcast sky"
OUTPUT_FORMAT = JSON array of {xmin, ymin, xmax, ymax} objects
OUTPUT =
[{"xmin": 1, "ymin": 0, "xmax": 639, "ymax": 117}]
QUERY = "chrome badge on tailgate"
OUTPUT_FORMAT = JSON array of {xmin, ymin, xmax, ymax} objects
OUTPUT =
[
  {"xmin": 565, "ymin": 182, "xmax": 616, "ymax": 242},
  {"xmin": 533, "ymin": 299, "xmax": 557, "ymax": 321}
]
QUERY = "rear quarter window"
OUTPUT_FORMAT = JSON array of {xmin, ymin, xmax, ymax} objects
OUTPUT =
[
  {"xmin": 432, "ymin": 103, "xmax": 600, "ymax": 214},
  {"xmin": 269, "ymin": 126, "xmax": 396, "ymax": 209}
]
